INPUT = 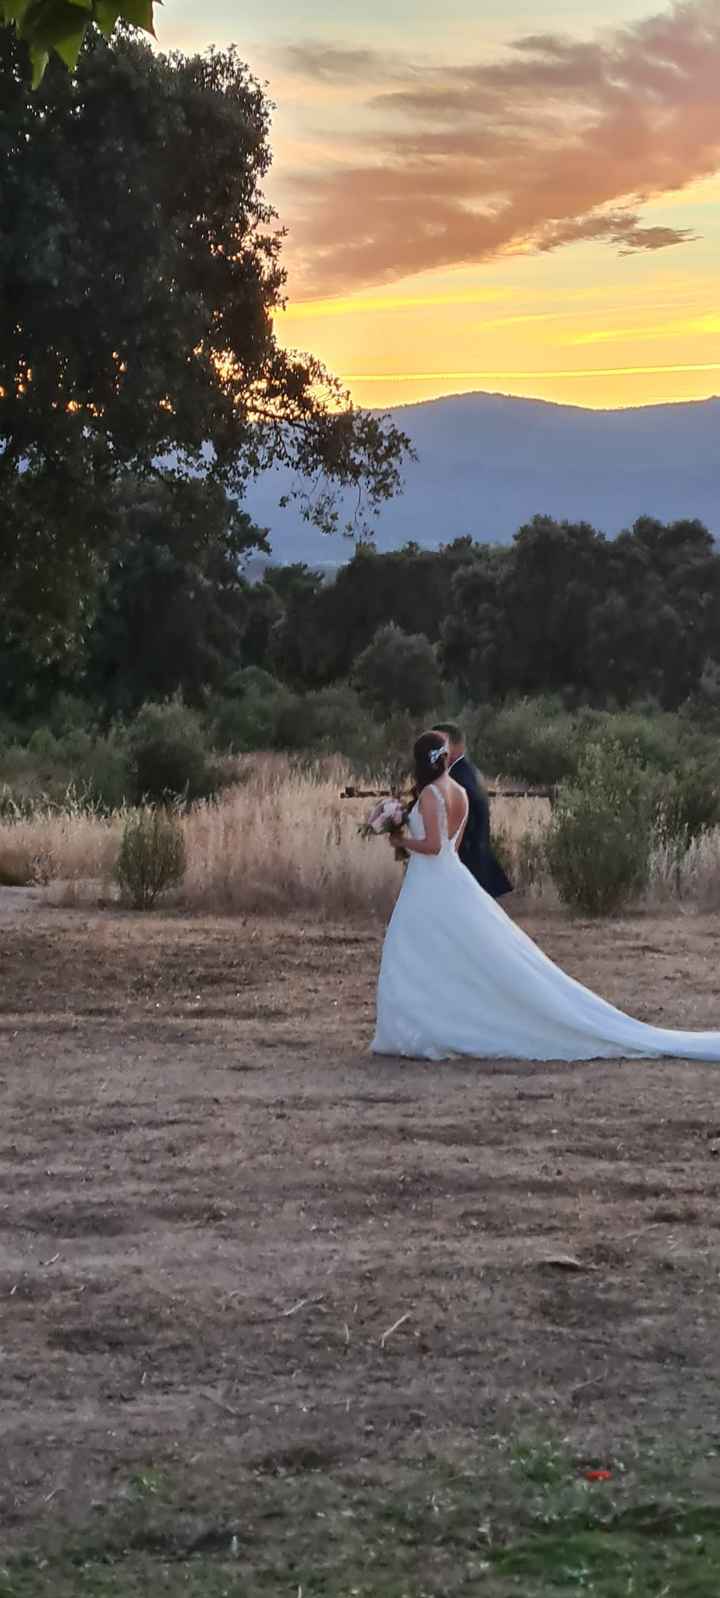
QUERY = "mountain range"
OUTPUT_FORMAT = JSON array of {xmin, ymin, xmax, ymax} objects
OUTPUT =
[{"xmin": 242, "ymin": 391, "xmax": 720, "ymax": 566}]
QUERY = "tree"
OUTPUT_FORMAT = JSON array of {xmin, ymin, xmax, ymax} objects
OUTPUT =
[
  {"xmin": 440, "ymin": 513, "xmax": 720, "ymax": 709},
  {"xmin": 87, "ymin": 477, "xmax": 264, "ymax": 714},
  {"xmin": 264, "ymin": 563, "xmax": 327, "ymax": 685},
  {"xmin": 499, "ymin": 517, "xmax": 607, "ymax": 698},
  {"xmin": 352, "ymin": 623, "xmax": 442, "ymax": 718},
  {"xmin": 0, "ymin": 0, "xmax": 154, "ymax": 85},
  {"xmin": 440, "ymin": 545, "xmax": 509, "ymax": 700},
  {"xmin": 269, "ymin": 539, "xmax": 481, "ymax": 691},
  {"xmin": 0, "ymin": 31, "xmax": 409, "ymax": 659},
  {"xmin": 588, "ymin": 518, "xmax": 720, "ymax": 708}
]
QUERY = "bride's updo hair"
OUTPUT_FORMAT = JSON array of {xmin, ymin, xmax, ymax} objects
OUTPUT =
[{"xmin": 414, "ymin": 730, "xmax": 448, "ymax": 792}]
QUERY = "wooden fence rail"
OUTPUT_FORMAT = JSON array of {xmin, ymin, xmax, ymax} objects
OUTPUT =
[{"xmin": 340, "ymin": 785, "xmax": 555, "ymax": 802}]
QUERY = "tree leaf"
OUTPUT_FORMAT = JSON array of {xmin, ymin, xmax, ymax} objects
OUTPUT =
[
  {"xmin": 29, "ymin": 44, "xmax": 49, "ymax": 84},
  {"xmin": 117, "ymin": 0, "xmax": 155, "ymax": 34},
  {"xmin": 52, "ymin": 15, "xmax": 88, "ymax": 66},
  {"xmin": 94, "ymin": 0, "xmax": 121, "ymax": 35},
  {"xmin": 1, "ymin": 0, "xmax": 34, "ymax": 24},
  {"xmin": 4, "ymin": 0, "xmax": 156, "ymax": 80}
]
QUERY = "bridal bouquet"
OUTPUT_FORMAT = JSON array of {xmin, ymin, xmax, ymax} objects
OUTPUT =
[{"xmin": 359, "ymin": 797, "xmax": 410, "ymax": 859}]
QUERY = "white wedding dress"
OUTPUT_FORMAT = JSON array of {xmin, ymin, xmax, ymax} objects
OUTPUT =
[{"xmin": 371, "ymin": 783, "xmax": 720, "ymax": 1062}]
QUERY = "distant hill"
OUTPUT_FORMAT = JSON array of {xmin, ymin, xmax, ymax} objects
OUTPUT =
[{"xmin": 242, "ymin": 391, "xmax": 720, "ymax": 565}]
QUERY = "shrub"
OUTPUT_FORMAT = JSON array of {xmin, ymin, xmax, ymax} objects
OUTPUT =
[
  {"xmin": 79, "ymin": 736, "xmax": 132, "ymax": 812},
  {"xmin": 26, "ymin": 726, "xmax": 58, "ymax": 758},
  {"xmin": 591, "ymin": 709, "xmax": 684, "ymax": 775},
  {"xmin": 225, "ymin": 666, "xmax": 282, "ymax": 698},
  {"xmin": 473, "ymin": 700, "xmax": 579, "ymax": 786},
  {"xmin": 545, "ymin": 740, "xmax": 656, "ymax": 916},
  {"xmin": 352, "ymin": 624, "xmax": 442, "ymax": 717},
  {"xmin": 114, "ymin": 808, "xmax": 187, "ymax": 909},
  {"xmin": 128, "ymin": 701, "xmax": 219, "ymax": 804},
  {"xmin": 657, "ymin": 760, "xmax": 720, "ymax": 850},
  {"xmin": 47, "ymin": 694, "xmax": 96, "ymax": 739},
  {"xmin": 274, "ymin": 684, "xmax": 378, "ymax": 759},
  {"xmin": 210, "ymin": 687, "xmax": 288, "ymax": 753}
]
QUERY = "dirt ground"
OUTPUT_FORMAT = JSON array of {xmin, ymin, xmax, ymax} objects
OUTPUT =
[{"xmin": 3, "ymin": 890, "xmax": 720, "ymax": 1586}]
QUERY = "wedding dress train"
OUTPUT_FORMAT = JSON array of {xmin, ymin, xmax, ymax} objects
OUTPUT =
[{"xmin": 371, "ymin": 783, "xmax": 720, "ymax": 1063}]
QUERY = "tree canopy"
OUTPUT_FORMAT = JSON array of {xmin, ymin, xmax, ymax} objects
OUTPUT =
[
  {"xmin": 0, "ymin": 29, "xmax": 409, "ymax": 656},
  {"xmin": 439, "ymin": 515, "xmax": 720, "ymax": 710}
]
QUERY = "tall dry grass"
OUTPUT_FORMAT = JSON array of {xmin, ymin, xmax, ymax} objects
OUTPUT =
[
  {"xmin": 5, "ymin": 759, "xmax": 720, "ymax": 918},
  {"xmin": 491, "ymin": 794, "xmax": 555, "ymax": 903},
  {"xmin": 179, "ymin": 758, "xmax": 398, "ymax": 917},
  {"xmin": 0, "ymin": 802, "xmax": 123, "ymax": 891},
  {"xmin": 646, "ymin": 829, "xmax": 720, "ymax": 912},
  {"xmin": 492, "ymin": 794, "xmax": 551, "ymax": 848},
  {"xmin": 0, "ymin": 758, "xmax": 398, "ymax": 918}
]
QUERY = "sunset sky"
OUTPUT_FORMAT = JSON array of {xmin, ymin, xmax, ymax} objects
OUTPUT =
[{"xmin": 163, "ymin": 0, "xmax": 720, "ymax": 411}]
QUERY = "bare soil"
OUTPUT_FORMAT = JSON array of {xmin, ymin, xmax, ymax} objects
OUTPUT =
[{"xmin": 3, "ymin": 894, "xmax": 720, "ymax": 1585}]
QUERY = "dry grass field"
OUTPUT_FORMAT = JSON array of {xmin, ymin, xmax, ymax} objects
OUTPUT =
[
  {"xmin": 3, "ymin": 758, "xmax": 720, "ymax": 929},
  {"xmin": 0, "ymin": 758, "xmax": 552, "ymax": 916},
  {"xmin": 3, "ymin": 888, "xmax": 720, "ymax": 1594}
]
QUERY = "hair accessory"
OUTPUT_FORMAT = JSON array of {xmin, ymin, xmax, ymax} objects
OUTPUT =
[{"xmin": 428, "ymin": 746, "xmax": 445, "ymax": 766}]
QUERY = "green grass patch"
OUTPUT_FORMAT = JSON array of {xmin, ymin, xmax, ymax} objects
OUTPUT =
[{"xmin": 3, "ymin": 1441, "xmax": 720, "ymax": 1596}]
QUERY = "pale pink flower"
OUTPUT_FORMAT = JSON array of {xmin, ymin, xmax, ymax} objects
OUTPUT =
[{"xmin": 360, "ymin": 798, "xmax": 407, "ymax": 838}]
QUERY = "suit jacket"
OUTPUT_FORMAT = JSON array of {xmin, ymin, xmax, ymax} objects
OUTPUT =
[{"xmin": 450, "ymin": 754, "xmax": 513, "ymax": 899}]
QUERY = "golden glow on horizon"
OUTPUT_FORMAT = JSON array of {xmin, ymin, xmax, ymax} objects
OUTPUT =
[
  {"xmin": 569, "ymin": 314, "xmax": 720, "ymax": 346},
  {"xmin": 276, "ymin": 286, "xmax": 510, "ymax": 320},
  {"xmin": 274, "ymin": 262, "xmax": 720, "ymax": 411},
  {"xmin": 337, "ymin": 362, "xmax": 720, "ymax": 380}
]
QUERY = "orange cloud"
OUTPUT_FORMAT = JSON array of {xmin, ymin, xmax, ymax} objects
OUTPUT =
[{"xmin": 283, "ymin": 0, "xmax": 720, "ymax": 294}]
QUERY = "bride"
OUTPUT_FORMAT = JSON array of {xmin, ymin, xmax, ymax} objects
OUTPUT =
[{"xmin": 372, "ymin": 731, "xmax": 720, "ymax": 1063}]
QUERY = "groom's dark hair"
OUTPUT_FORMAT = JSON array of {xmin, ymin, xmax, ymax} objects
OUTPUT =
[{"xmin": 434, "ymin": 720, "xmax": 464, "ymax": 745}]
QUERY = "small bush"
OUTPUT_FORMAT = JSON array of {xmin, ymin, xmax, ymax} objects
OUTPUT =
[
  {"xmin": 352, "ymin": 624, "xmax": 442, "ymax": 718},
  {"xmin": 658, "ymin": 760, "xmax": 720, "ymax": 849},
  {"xmin": 273, "ymin": 684, "xmax": 380, "ymax": 759},
  {"xmin": 47, "ymin": 694, "xmax": 96, "ymax": 739},
  {"xmin": 225, "ymin": 666, "xmax": 283, "ymax": 698},
  {"xmin": 128, "ymin": 701, "xmax": 219, "ymax": 804},
  {"xmin": 210, "ymin": 687, "xmax": 288, "ymax": 753},
  {"xmin": 474, "ymin": 700, "xmax": 579, "ymax": 787},
  {"xmin": 545, "ymin": 741, "xmax": 656, "ymax": 916},
  {"xmin": 114, "ymin": 808, "xmax": 187, "ymax": 909},
  {"xmin": 80, "ymin": 736, "xmax": 132, "ymax": 812},
  {"xmin": 591, "ymin": 709, "xmax": 684, "ymax": 775},
  {"xmin": 27, "ymin": 726, "xmax": 58, "ymax": 758}
]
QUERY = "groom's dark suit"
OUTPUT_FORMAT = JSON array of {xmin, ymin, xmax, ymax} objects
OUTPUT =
[{"xmin": 450, "ymin": 754, "xmax": 513, "ymax": 899}]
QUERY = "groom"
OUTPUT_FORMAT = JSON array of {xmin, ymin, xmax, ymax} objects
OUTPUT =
[{"xmin": 433, "ymin": 721, "xmax": 513, "ymax": 899}]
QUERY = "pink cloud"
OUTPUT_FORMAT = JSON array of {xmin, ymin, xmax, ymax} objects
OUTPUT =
[{"xmin": 282, "ymin": 0, "xmax": 720, "ymax": 294}]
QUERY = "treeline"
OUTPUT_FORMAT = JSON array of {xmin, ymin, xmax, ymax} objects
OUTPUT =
[
  {"xmin": 263, "ymin": 513, "xmax": 720, "ymax": 712},
  {"xmin": 4, "ymin": 477, "xmax": 720, "ymax": 734}
]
